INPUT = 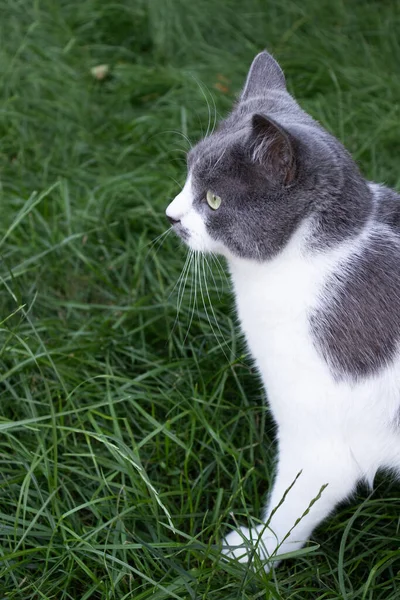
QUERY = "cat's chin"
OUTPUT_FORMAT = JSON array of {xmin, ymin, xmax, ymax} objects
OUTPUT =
[
  {"xmin": 180, "ymin": 232, "xmax": 226, "ymax": 256},
  {"xmin": 172, "ymin": 224, "xmax": 190, "ymax": 242}
]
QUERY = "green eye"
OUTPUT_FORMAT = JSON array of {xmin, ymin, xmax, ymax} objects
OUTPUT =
[{"xmin": 206, "ymin": 190, "xmax": 221, "ymax": 210}]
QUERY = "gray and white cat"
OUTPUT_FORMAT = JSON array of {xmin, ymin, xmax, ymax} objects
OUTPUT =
[{"xmin": 166, "ymin": 51, "xmax": 400, "ymax": 568}]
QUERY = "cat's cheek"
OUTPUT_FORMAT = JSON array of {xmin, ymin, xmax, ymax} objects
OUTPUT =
[{"xmin": 181, "ymin": 211, "xmax": 220, "ymax": 253}]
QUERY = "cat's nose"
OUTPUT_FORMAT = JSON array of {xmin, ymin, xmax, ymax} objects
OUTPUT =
[{"xmin": 166, "ymin": 214, "xmax": 180, "ymax": 226}]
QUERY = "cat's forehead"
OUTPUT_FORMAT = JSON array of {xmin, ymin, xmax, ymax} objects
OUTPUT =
[{"xmin": 187, "ymin": 129, "xmax": 245, "ymax": 184}]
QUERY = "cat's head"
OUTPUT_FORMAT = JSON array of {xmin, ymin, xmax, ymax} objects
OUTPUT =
[{"xmin": 166, "ymin": 51, "xmax": 368, "ymax": 261}]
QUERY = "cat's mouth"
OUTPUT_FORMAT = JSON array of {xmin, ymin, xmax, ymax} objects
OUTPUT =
[{"xmin": 170, "ymin": 222, "xmax": 190, "ymax": 242}]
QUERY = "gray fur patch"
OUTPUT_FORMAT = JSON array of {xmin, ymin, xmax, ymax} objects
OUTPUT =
[{"xmin": 311, "ymin": 215, "xmax": 400, "ymax": 380}]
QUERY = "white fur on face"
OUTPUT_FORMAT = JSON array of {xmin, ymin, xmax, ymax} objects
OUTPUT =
[{"xmin": 166, "ymin": 174, "xmax": 225, "ymax": 254}]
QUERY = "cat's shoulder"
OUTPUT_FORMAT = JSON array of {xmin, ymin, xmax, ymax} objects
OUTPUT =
[{"xmin": 311, "ymin": 182, "xmax": 400, "ymax": 381}]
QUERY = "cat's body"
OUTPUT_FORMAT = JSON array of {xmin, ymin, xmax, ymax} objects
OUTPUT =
[
  {"xmin": 227, "ymin": 188, "xmax": 400, "ymax": 559},
  {"xmin": 166, "ymin": 51, "xmax": 400, "ymax": 566}
]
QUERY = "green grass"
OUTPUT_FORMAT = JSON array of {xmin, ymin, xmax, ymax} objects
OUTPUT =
[{"xmin": 0, "ymin": 0, "xmax": 400, "ymax": 597}]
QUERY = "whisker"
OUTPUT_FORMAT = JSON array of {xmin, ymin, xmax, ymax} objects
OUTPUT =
[
  {"xmin": 152, "ymin": 128, "xmax": 193, "ymax": 150},
  {"xmin": 176, "ymin": 251, "xmax": 195, "ymax": 318},
  {"xmin": 166, "ymin": 175, "xmax": 184, "ymax": 190},
  {"xmin": 184, "ymin": 250, "xmax": 199, "ymax": 343},
  {"xmin": 210, "ymin": 251, "xmax": 230, "ymax": 288},
  {"xmin": 199, "ymin": 253, "xmax": 233, "ymax": 363},
  {"xmin": 180, "ymin": 106, "xmax": 191, "ymax": 148},
  {"xmin": 209, "ymin": 86, "xmax": 218, "ymax": 136},
  {"xmin": 191, "ymin": 75, "xmax": 212, "ymax": 139},
  {"xmin": 144, "ymin": 228, "xmax": 173, "ymax": 262},
  {"xmin": 147, "ymin": 227, "xmax": 172, "ymax": 249},
  {"xmin": 169, "ymin": 249, "xmax": 194, "ymax": 339},
  {"xmin": 198, "ymin": 253, "xmax": 225, "ymax": 357},
  {"xmin": 203, "ymin": 253, "xmax": 221, "ymax": 301},
  {"xmin": 168, "ymin": 249, "xmax": 192, "ymax": 302}
]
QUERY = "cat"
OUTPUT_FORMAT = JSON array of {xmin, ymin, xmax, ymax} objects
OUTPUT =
[{"xmin": 165, "ymin": 50, "xmax": 400, "ymax": 568}]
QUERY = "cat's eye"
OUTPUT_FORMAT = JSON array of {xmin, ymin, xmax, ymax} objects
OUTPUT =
[{"xmin": 206, "ymin": 190, "xmax": 221, "ymax": 210}]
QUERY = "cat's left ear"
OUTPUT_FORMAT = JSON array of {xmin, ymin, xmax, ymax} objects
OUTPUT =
[
  {"xmin": 241, "ymin": 51, "xmax": 286, "ymax": 101},
  {"xmin": 249, "ymin": 113, "xmax": 297, "ymax": 186}
]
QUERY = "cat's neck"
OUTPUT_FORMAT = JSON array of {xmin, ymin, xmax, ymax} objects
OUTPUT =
[
  {"xmin": 227, "ymin": 219, "xmax": 311, "ymax": 286},
  {"xmin": 227, "ymin": 223, "xmax": 315, "ymax": 318},
  {"xmin": 226, "ymin": 216, "xmax": 369, "ymax": 319}
]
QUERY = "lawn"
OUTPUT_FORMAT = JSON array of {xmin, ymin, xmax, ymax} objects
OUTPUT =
[{"xmin": 0, "ymin": 0, "xmax": 400, "ymax": 598}]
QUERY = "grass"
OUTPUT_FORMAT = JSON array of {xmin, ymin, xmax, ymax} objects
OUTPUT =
[{"xmin": 0, "ymin": 0, "xmax": 400, "ymax": 597}]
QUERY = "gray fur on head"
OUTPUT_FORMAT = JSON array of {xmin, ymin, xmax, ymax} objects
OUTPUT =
[{"xmin": 187, "ymin": 50, "xmax": 372, "ymax": 261}]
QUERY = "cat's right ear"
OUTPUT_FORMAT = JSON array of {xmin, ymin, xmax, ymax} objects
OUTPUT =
[{"xmin": 241, "ymin": 51, "xmax": 286, "ymax": 101}]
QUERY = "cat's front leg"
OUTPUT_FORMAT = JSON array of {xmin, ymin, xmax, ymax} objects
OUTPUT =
[{"xmin": 223, "ymin": 435, "xmax": 360, "ymax": 568}]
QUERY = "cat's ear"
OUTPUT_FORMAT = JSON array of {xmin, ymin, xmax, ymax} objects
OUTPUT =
[
  {"xmin": 249, "ymin": 113, "xmax": 297, "ymax": 185},
  {"xmin": 241, "ymin": 51, "xmax": 286, "ymax": 101}
]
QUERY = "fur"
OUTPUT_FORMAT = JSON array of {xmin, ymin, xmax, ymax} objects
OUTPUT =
[{"xmin": 165, "ymin": 51, "xmax": 400, "ymax": 568}]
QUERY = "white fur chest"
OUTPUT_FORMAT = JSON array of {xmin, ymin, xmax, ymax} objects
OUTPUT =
[{"xmin": 227, "ymin": 229, "xmax": 355, "ymax": 422}]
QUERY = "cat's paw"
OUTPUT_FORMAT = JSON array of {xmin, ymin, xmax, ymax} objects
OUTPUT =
[
  {"xmin": 222, "ymin": 527, "xmax": 255, "ymax": 563},
  {"xmin": 222, "ymin": 526, "xmax": 277, "ymax": 568}
]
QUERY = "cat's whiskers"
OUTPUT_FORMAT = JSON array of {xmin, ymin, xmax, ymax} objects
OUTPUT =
[
  {"xmin": 184, "ymin": 250, "xmax": 199, "ymax": 343},
  {"xmin": 168, "ymin": 248, "xmax": 192, "ymax": 302},
  {"xmin": 166, "ymin": 175, "xmax": 184, "ymax": 190},
  {"xmin": 145, "ymin": 227, "xmax": 173, "ymax": 261},
  {"xmin": 191, "ymin": 75, "xmax": 214, "ymax": 139},
  {"xmin": 152, "ymin": 128, "xmax": 193, "ymax": 151},
  {"xmin": 210, "ymin": 251, "xmax": 229, "ymax": 288},
  {"xmin": 197, "ymin": 252, "xmax": 214, "ymax": 334},
  {"xmin": 199, "ymin": 253, "xmax": 233, "ymax": 363},
  {"xmin": 147, "ymin": 227, "xmax": 172, "ymax": 248},
  {"xmin": 169, "ymin": 249, "xmax": 233, "ymax": 360},
  {"xmin": 202, "ymin": 252, "xmax": 221, "ymax": 301},
  {"xmin": 160, "ymin": 129, "xmax": 193, "ymax": 150},
  {"xmin": 169, "ymin": 249, "xmax": 194, "ymax": 339},
  {"xmin": 204, "ymin": 89, "xmax": 212, "ymax": 139},
  {"xmin": 177, "ymin": 250, "xmax": 194, "ymax": 317},
  {"xmin": 209, "ymin": 86, "xmax": 218, "ymax": 137}
]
